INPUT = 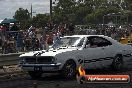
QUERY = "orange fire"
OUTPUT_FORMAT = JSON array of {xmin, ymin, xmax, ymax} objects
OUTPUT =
[
  {"xmin": 78, "ymin": 65, "xmax": 86, "ymax": 76},
  {"xmin": 77, "ymin": 65, "xmax": 130, "ymax": 84}
]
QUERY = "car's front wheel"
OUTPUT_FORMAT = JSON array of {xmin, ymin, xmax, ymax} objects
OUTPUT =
[
  {"xmin": 111, "ymin": 55, "xmax": 124, "ymax": 70},
  {"xmin": 28, "ymin": 71, "xmax": 43, "ymax": 79},
  {"xmin": 61, "ymin": 60, "xmax": 76, "ymax": 79}
]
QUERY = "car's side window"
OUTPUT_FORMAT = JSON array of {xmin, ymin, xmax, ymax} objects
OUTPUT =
[
  {"xmin": 77, "ymin": 37, "xmax": 85, "ymax": 47},
  {"xmin": 88, "ymin": 36, "xmax": 112, "ymax": 48},
  {"xmin": 101, "ymin": 38, "xmax": 112, "ymax": 47},
  {"xmin": 84, "ymin": 38, "xmax": 90, "ymax": 48}
]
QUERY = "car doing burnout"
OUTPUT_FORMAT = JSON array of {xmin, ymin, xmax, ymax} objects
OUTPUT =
[{"xmin": 19, "ymin": 35, "xmax": 132, "ymax": 78}]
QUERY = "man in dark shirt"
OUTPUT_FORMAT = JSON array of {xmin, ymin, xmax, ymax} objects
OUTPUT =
[{"xmin": 68, "ymin": 23, "xmax": 75, "ymax": 35}]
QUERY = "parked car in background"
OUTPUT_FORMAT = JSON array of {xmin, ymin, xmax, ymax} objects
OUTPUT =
[
  {"xmin": 19, "ymin": 35, "xmax": 132, "ymax": 79},
  {"xmin": 119, "ymin": 34, "xmax": 132, "ymax": 44}
]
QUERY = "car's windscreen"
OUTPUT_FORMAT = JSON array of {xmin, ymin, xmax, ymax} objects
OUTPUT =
[{"xmin": 52, "ymin": 37, "xmax": 81, "ymax": 48}]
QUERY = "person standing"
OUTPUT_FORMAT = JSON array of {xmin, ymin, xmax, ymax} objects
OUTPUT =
[
  {"xmin": 2, "ymin": 39, "xmax": 7, "ymax": 54},
  {"xmin": 16, "ymin": 32, "xmax": 23, "ymax": 52},
  {"xmin": 68, "ymin": 23, "xmax": 75, "ymax": 35},
  {"xmin": 29, "ymin": 28, "xmax": 36, "ymax": 51},
  {"xmin": 52, "ymin": 32, "xmax": 61, "ymax": 49}
]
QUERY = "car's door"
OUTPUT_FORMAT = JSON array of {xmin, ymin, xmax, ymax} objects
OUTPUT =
[
  {"xmin": 93, "ymin": 37, "xmax": 115, "ymax": 68},
  {"xmin": 78, "ymin": 36, "xmax": 108, "ymax": 69}
]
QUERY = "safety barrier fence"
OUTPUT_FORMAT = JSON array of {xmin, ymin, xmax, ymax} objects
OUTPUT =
[
  {"xmin": 0, "ymin": 52, "xmax": 25, "ymax": 66},
  {"xmin": 0, "ymin": 52, "xmax": 25, "ymax": 76}
]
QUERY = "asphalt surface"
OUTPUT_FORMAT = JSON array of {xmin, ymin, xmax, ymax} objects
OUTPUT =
[{"xmin": 0, "ymin": 57, "xmax": 132, "ymax": 88}]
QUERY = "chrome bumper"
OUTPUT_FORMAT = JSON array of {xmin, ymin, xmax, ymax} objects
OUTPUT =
[{"xmin": 20, "ymin": 63, "xmax": 61, "ymax": 72}]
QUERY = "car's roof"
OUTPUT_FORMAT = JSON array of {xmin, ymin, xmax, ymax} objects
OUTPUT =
[
  {"xmin": 63, "ymin": 35, "xmax": 119, "ymax": 44},
  {"xmin": 64, "ymin": 35, "xmax": 105, "ymax": 38}
]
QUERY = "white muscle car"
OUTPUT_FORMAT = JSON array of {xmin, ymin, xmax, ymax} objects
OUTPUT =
[{"xmin": 19, "ymin": 35, "xmax": 132, "ymax": 78}]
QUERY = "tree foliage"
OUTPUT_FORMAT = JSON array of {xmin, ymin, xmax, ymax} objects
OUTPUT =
[
  {"xmin": 14, "ymin": 8, "xmax": 30, "ymax": 21},
  {"xmin": 32, "ymin": 14, "xmax": 50, "ymax": 28},
  {"xmin": 13, "ymin": 8, "xmax": 31, "ymax": 30},
  {"xmin": 13, "ymin": 0, "xmax": 132, "ymax": 29},
  {"xmin": 53, "ymin": 0, "xmax": 132, "ymax": 25},
  {"xmin": 53, "ymin": 0, "xmax": 76, "ymax": 23}
]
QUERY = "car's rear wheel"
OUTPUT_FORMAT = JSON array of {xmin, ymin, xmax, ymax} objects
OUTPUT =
[
  {"xmin": 61, "ymin": 60, "xmax": 76, "ymax": 79},
  {"xmin": 111, "ymin": 55, "xmax": 124, "ymax": 70},
  {"xmin": 28, "ymin": 71, "xmax": 43, "ymax": 79}
]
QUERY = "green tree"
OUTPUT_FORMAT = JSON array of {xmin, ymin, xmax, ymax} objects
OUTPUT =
[
  {"xmin": 32, "ymin": 14, "xmax": 50, "ymax": 28},
  {"xmin": 74, "ymin": 3, "xmax": 93, "ymax": 24},
  {"xmin": 13, "ymin": 8, "xmax": 31, "ymax": 30},
  {"xmin": 53, "ymin": 0, "xmax": 76, "ymax": 23},
  {"xmin": 85, "ymin": 6, "xmax": 122, "ymax": 24}
]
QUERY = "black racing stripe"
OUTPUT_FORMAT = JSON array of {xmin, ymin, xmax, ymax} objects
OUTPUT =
[
  {"xmin": 33, "ymin": 51, "xmax": 45, "ymax": 57},
  {"xmin": 78, "ymin": 59, "xmax": 81, "ymax": 63},
  {"xmin": 33, "ymin": 53, "xmax": 37, "ymax": 57},
  {"xmin": 78, "ymin": 59, "xmax": 84, "ymax": 64},
  {"xmin": 123, "ymin": 54, "xmax": 132, "ymax": 57},
  {"xmin": 84, "ymin": 57, "xmax": 113, "ymax": 63},
  {"xmin": 104, "ymin": 57, "xmax": 114, "ymax": 60}
]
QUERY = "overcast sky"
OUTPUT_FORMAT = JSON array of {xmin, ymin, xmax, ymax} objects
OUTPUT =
[{"xmin": 0, "ymin": 0, "xmax": 50, "ymax": 19}]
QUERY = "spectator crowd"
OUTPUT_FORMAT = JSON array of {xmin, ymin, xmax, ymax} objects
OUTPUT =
[
  {"xmin": 0, "ymin": 22, "xmax": 132, "ymax": 54},
  {"xmin": 0, "ymin": 22, "xmax": 75, "ymax": 54}
]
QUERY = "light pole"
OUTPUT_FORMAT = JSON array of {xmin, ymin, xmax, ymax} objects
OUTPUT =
[
  {"xmin": 50, "ymin": 0, "xmax": 52, "ymax": 20},
  {"xmin": 31, "ymin": 4, "xmax": 32, "ymax": 19}
]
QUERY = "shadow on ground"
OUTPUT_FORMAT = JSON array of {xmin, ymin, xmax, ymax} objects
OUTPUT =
[{"xmin": 29, "ymin": 66, "xmax": 132, "ymax": 82}]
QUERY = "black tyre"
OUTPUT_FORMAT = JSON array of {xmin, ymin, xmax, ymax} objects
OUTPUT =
[
  {"xmin": 111, "ymin": 55, "xmax": 124, "ymax": 70},
  {"xmin": 28, "ymin": 71, "xmax": 42, "ymax": 79},
  {"xmin": 61, "ymin": 60, "xmax": 76, "ymax": 79}
]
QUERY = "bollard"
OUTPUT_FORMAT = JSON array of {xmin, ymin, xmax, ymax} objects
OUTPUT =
[{"xmin": 33, "ymin": 82, "xmax": 38, "ymax": 88}]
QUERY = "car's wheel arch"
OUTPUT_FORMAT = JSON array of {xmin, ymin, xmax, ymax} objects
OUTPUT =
[
  {"xmin": 61, "ymin": 59, "xmax": 77, "ymax": 70},
  {"xmin": 111, "ymin": 54, "xmax": 124, "ymax": 70},
  {"xmin": 113, "ymin": 54, "xmax": 123, "ymax": 63},
  {"xmin": 115, "ymin": 54, "xmax": 123, "ymax": 59},
  {"xmin": 60, "ymin": 59, "xmax": 78, "ymax": 78}
]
